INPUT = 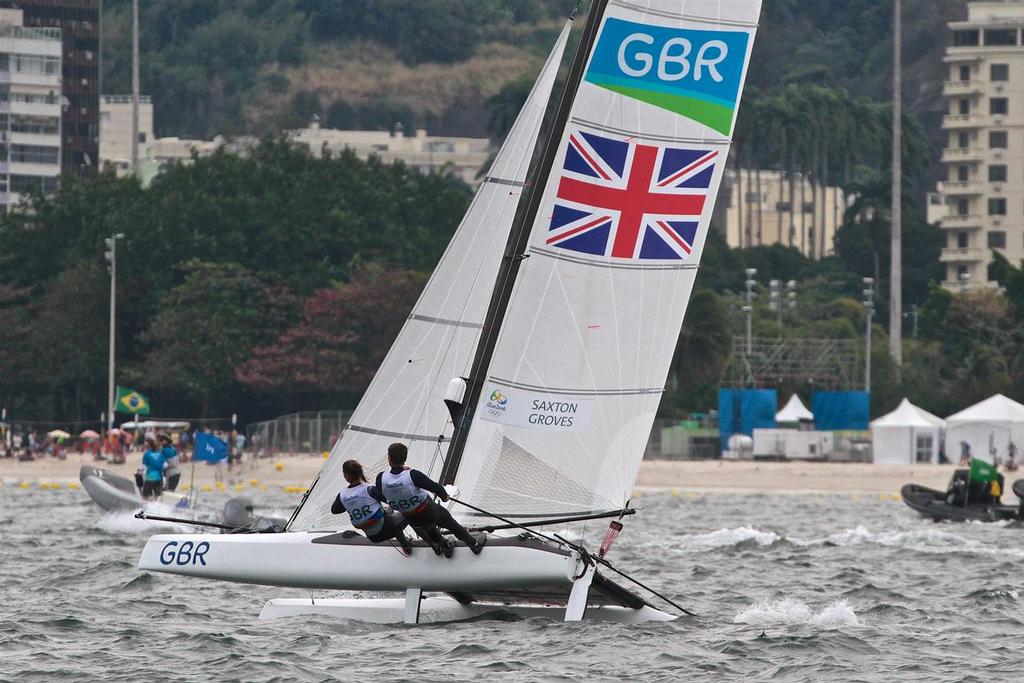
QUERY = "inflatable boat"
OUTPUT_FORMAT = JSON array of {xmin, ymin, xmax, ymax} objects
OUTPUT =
[{"xmin": 901, "ymin": 469, "xmax": 1024, "ymax": 522}]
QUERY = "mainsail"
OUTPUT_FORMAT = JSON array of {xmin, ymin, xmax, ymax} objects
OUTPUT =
[
  {"xmin": 289, "ymin": 23, "xmax": 572, "ymax": 531},
  {"xmin": 448, "ymin": 0, "xmax": 762, "ymax": 520}
]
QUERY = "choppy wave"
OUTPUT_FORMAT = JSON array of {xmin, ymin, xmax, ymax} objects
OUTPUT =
[
  {"xmin": 734, "ymin": 598, "xmax": 860, "ymax": 629},
  {"xmin": 812, "ymin": 525, "xmax": 1024, "ymax": 559},
  {"xmin": 6, "ymin": 485, "xmax": 1024, "ymax": 680},
  {"xmin": 678, "ymin": 526, "xmax": 781, "ymax": 552}
]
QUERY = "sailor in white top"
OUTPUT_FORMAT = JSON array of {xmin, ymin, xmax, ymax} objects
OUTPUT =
[
  {"xmin": 375, "ymin": 442, "xmax": 486, "ymax": 558},
  {"xmin": 330, "ymin": 459, "xmax": 413, "ymax": 555}
]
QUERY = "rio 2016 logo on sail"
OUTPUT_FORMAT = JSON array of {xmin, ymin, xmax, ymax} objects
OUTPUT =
[
  {"xmin": 485, "ymin": 389, "xmax": 508, "ymax": 417},
  {"xmin": 585, "ymin": 17, "xmax": 750, "ymax": 134}
]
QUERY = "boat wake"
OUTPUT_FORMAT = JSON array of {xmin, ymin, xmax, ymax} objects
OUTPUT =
[{"xmin": 733, "ymin": 598, "xmax": 859, "ymax": 629}]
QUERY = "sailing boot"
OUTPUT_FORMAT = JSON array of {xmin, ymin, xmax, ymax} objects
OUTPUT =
[
  {"xmin": 470, "ymin": 533, "xmax": 487, "ymax": 555},
  {"xmin": 443, "ymin": 538, "xmax": 455, "ymax": 559},
  {"xmin": 397, "ymin": 534, "xmax": 413, "ymax": 557}
]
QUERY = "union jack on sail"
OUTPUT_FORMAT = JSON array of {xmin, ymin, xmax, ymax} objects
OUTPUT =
[{"xmin": 546, "ymin": 130, "xmax": 718, "ymax": 260}]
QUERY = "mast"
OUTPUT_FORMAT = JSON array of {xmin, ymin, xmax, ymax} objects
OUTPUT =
[{"xmin": 440, "ymin": 0, "xmax": 609, "ymax": 484}]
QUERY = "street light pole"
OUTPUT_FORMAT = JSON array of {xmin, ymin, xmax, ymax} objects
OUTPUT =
[
  {"xmin": 890, "ymin": 0, "xmax": 903, "ymax": 367},
  {"xmin": 743, "ymin": 268, "xmax": 757, "ymax": 356},
  {"xmin": 769, "ymin": 279, "xmax": 782, "ymax": 332},
  {"xmin": 105, "ymin": 234, "xmax": 125, "ymax": 431},
  {"xmin": 863, "ymin": 277, "xmax": 875, "ymax": 393},
  {"xmin": 131, "ymin": 0, "xmax": 140, "ymax": 176}
]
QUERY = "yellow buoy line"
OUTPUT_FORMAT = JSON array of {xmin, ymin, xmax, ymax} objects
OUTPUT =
[{"xmin": 4, "ymin": 477, "xmax": 309, "ymax": 494}]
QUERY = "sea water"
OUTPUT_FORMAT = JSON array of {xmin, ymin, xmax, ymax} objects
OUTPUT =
[{"xmin": 2, "ymin": 484, "xmax": 1023, "ymax": 681}]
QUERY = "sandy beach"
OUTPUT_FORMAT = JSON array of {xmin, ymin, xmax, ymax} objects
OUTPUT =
[{"xmin": 0, "ymin": 453, "xmax": 958, "ymax": 497}]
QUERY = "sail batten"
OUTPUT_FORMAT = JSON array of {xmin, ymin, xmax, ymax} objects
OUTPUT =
[{"xmin": 287, "ymin": 23, "xmax": 574, "ymax": 532}]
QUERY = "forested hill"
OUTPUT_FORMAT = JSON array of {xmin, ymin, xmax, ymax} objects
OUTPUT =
[{"xmin": 101, "ymin": 0, "xmax": 964, "ymax": 141}]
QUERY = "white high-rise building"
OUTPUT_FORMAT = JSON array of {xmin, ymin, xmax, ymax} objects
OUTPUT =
[
  {"xmin": 941, "ymin": 0, "xmax": 1024, "ymax": 289},
  {"xmin": 0, "ymin": 8, "xmax": 61, "ymax": 210}
]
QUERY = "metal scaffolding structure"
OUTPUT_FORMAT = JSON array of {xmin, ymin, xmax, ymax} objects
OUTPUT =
[{"xmin": 722, "ymin": 337, "xmax": 863, "ymax": 390}]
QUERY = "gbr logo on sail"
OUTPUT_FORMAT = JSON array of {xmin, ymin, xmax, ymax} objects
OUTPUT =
[{"xmin": 585, "ymin": 17, "xmax": 751, "ymax": 135}]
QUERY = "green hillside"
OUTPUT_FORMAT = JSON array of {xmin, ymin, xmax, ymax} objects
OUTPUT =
[{"xmin": 101, "ymin": 0, "xmax": 963, "ymax": 140}]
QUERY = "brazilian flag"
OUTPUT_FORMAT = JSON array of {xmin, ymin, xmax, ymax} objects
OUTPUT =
[
  {"xmin": 115, "ymin": 386, "xmax": 150, "ymax": 415},
  {"xmin": 969, "ymin": 457, "xmax": 998, "ymax": 483}
]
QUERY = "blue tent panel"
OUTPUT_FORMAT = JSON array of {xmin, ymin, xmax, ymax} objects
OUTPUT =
[
  {"xmin": 719, "ymin": 389, "xmax": 778, "ymax": 451},
  {"xmin": 812, "ymin": 391, "xmax": 870, "ymax": 431}
]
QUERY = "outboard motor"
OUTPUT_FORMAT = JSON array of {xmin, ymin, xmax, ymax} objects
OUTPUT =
[
  {"xmin": 223, "ymin": 496, "xmax": 256, "ymax": 528},
  {"xmin": 946, "ymin": 470, "xmax": 969, "ymax": 506},
  {"xmin": 1013, "ymin": 480, "xmax": 1024, "ymax": 519}
]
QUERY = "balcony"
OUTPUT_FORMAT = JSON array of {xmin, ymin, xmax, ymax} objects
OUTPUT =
[
  {"xmin": 941, "ymin": 279, "xmax": 998, "ymax": 292},
  {"xmin": 938, "ymin": 180, "xmax": 986, "ymax": 195},
  {"xmin": 943, "ymin": 80, "xmax": 986, "ymax": 96},
  {"xmin": 942, "ymin": 114, "xmax": 987, "ymax": 129},
  {"xmin": 940, "ymin": 247, "xmax": 988, "ymax": 263},
  {"xmin": 940, "ymin": 214, "xmax": 983, "ymax": 229},
  {"xmin": 941, "ymin": 147, "xmax": 985, "ymax": 163}
]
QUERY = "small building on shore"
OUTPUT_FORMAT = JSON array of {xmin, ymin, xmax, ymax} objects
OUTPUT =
[{"xmin": 871, "ymin": 398, "xmax": 944, "ymax": 465}]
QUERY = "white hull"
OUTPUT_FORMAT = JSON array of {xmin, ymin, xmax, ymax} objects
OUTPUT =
[
  {"xmin": 138, "ymin": 531, "xmax": 672, "ymax": 622},
  {"xmin": 139, "ymin": 531, "xmax": 572, "ymax": 591},
  {"xmin": 259, "ymin": 596, "xmax": 675, "ymax": 624}
]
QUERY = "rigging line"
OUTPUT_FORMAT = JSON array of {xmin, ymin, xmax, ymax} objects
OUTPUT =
[
  {"xmin": 285, "ymin": 474, "xmax": 319, "ymax": 532},
  {"xmin": 466, "ymin": 508, "xmax": 636, "ymax": 532},
  {"xmin": 134, "ymin": 511, "xmax": 243, "ymax": 532},
  {"xmin": 450, "ymin": 497, "xmax": 698, "ymax": 621},
  {"xmin": 586, "ymin": 551, "xmax": 698, "ymax": 618},
  {"xmin": 449, "ymin": 497, "xmax": 565, "ymax": 547}
]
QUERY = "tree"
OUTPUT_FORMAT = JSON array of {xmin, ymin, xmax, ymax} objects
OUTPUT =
[
  {"xmin": 30, "ymin": 264, "xmax": 111, "ymax": 422},
  {"xmin": 0, "ymin": 285, "xmax": 36, "ymax": 416},
  {"xmin": 237, "ymin": 264, "xmax": 426, "ymax": 407},
  {"xmin": 663, "ymin": 289, "xmax": 733, "ymax": 415},
  {"xmin": 140, "ymin": 260, "xmax": 297, "ymax": 414}
]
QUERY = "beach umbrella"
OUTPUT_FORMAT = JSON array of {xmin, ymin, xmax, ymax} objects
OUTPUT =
[
  {"xmin": 79, "ymin": 429, "xmax": 101, "ymax": 439},
  {"xmin": 47, "ymin": 429, "xmax": 71, "ymax": 438}
]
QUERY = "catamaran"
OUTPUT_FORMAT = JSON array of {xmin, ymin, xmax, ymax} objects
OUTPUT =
[{"xmin": 137, "ymin": 0, "xmax": 761, "ymax": 624}]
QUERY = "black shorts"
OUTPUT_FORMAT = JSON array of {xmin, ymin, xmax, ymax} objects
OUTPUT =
[{"xmin": 141, "ymin": 479, "xmax": 163, "ymax": 498}]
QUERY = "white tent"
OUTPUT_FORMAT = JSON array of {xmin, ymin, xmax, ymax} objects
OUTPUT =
[
  {"xmin": 776, "ymin": 395, "xmax": 813, "ymax": 423},
  {"xmin": 871, "ymin": 398, "xmax": 944, "ymax": 464},
  {"xmin": 945, "ymin": 394, "xmax": 1024, "ymax": 465}
]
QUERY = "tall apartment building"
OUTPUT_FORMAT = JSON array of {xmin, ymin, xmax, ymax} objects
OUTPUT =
[
  {"xmin": 941, "ymin": 0, "xmax": 1024, "ymax": 289},
  {"xmin": 3, "ymin": 0, "xmax": 100, "ymax": 177},
  {"xmin": 720, "ymin": 169, "xmax": 845, "ymax": 259},
  {"xmin": 0, "ymin": 7, "xmax": 61, "ymax": 210}
]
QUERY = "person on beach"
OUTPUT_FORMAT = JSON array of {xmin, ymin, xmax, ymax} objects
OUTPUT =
[
  {"xmin": 959, "ymin": 441, "xmax": 972, "ymax": 466},
  {"xmin": 375, "ymin": 442, "xmax": 485, "ymax": 558},
  {"xmin": 330, "ymin": 459, "xmax": 413, "ymax": 555},
  {"xmin": 159, "ymin": 434, "xmax": 181, "ymax": 491},
  {"xmin": 138, "ymin": 437, "xmax": 166, "ymax": 499}
]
